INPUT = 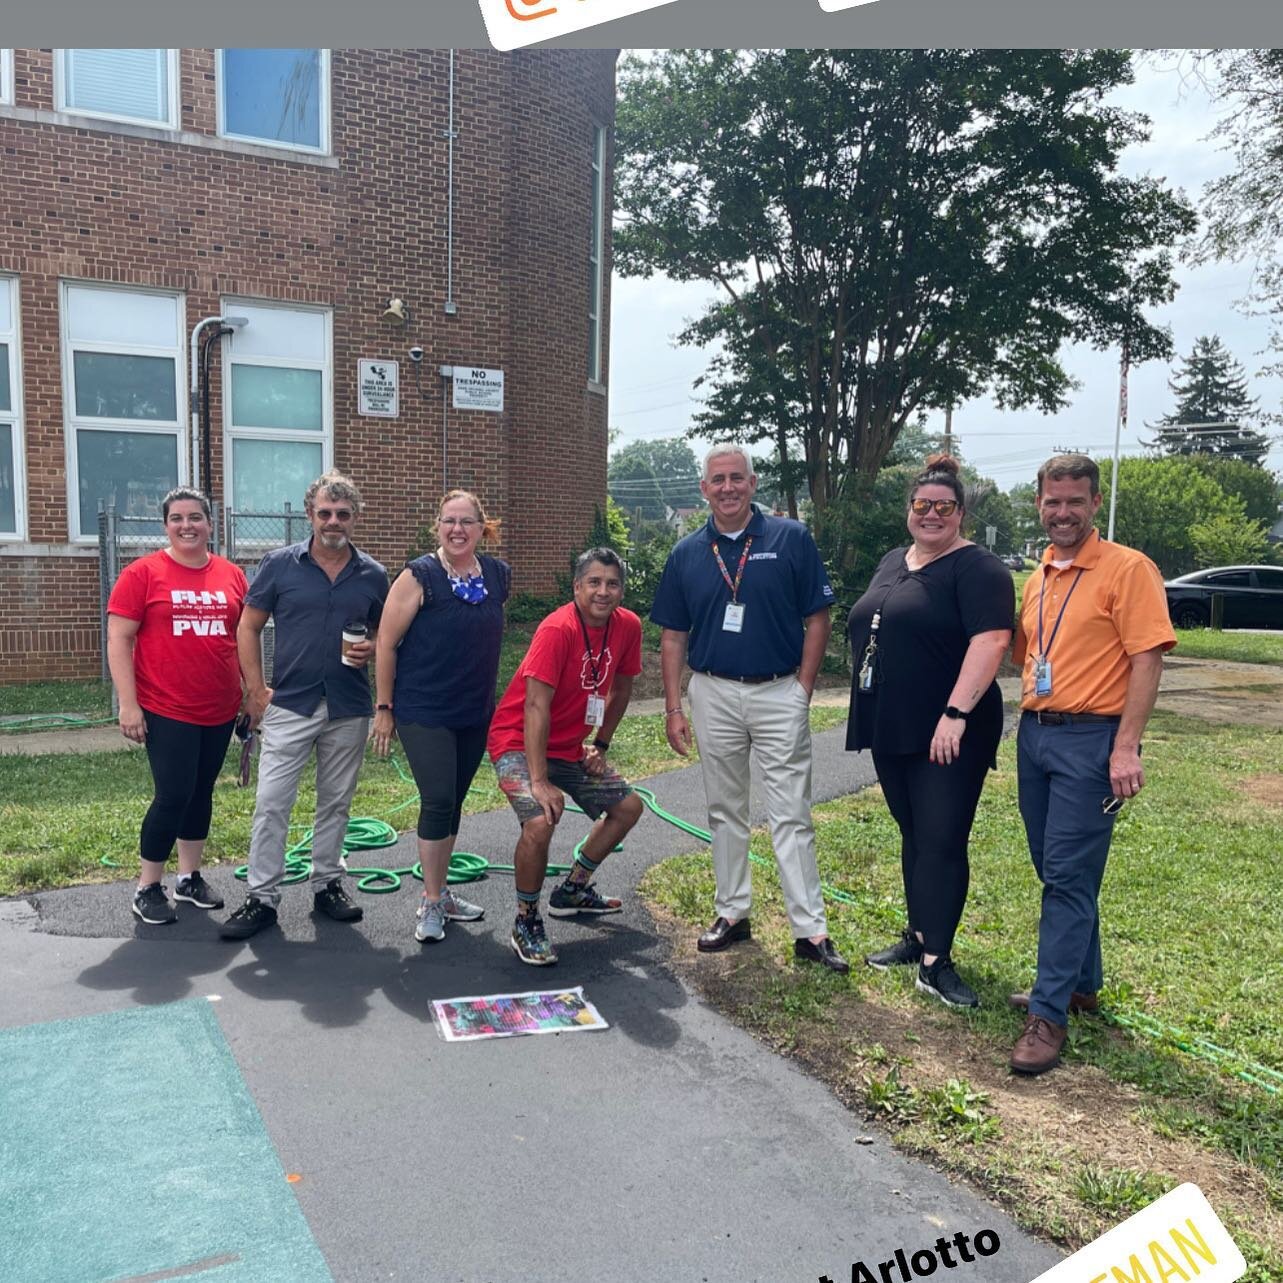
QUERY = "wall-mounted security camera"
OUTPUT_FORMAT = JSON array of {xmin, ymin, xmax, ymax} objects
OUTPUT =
[{"xmin": 408, "ymin": 346, "xmax": 425, "ymax": 363}]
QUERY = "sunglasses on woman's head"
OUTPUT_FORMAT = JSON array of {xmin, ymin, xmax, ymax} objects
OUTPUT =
[{"xmin": 910, "ymin": 498, "xmax": 959, "ymax": 517}]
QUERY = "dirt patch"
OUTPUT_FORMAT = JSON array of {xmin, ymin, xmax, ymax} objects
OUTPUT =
[
  {"xmin": 649, "ymin": 901, "xmax": 1283, "ymax": 1261},
  {"xmin": 1239, "ymin": 774, "xmax": 1283, "ymax": 810}
]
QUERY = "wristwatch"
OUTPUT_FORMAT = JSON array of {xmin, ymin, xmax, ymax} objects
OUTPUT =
[
  {"xmin": 944, "ymin": 705, "xmax": 968, "ymax": 721},
  {"xmin": 593, "ymin": 737, "xmax": 611, "ymax": 751},
  {"xmin": 376, "ymin": 703, "xmax": 393, "ymax": 712}
]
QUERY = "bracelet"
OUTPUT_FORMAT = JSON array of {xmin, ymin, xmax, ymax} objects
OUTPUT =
[
  {"xmin": 376, "ymin": 703, "xmax": 393, "ymax": 712},
  {"xmin": 665, "ymin": 707, "xmax": 684, "ymax": 717}
]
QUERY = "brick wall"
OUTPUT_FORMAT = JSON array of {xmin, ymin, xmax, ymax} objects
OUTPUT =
[{"xmin": 0, "ymin": 48, "xmax": 617, "ymax": 682}]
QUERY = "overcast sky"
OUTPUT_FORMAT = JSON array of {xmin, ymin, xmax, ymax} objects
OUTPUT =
[{"xmin": 607, "ymin": 55, "xmax": 1283, "ymax": 491}]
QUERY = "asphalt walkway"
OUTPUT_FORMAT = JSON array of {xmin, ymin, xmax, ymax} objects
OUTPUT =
[{"xmin": 1, "ymin": 726, "xmax": 1062, "ymax": 1283}]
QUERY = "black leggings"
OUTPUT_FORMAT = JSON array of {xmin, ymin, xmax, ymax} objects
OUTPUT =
[
  {"xmin": 872, "ymin": 733, "xmax": 994, "ymax": 957},
  {"xmin": 396, "ymin": 721, "xmax": 490, "ymax": 840},
  {"xmin": 140, "ymin": 711, "xmax": 237, "ymax": 863}
]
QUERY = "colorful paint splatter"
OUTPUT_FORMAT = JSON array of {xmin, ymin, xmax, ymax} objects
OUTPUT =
[{"xmin": 431, "ymin": 986, "xmax": 609, "ymax": 1042}]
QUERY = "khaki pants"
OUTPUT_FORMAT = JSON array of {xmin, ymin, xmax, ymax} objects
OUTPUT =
[
  {"xmin": 687, "ymin": 672, "xmax": 826, "ymax": 939},
  {"xmin": 246, "ymin": 700, "xmax": 368, "ymax": 905}
]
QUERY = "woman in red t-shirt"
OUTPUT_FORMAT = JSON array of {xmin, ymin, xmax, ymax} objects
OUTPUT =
[{"xmin": 106, "ymin": 488, "xmax": 248, "ymax": 926}]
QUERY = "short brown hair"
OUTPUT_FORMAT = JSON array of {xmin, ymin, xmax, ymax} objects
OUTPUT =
[{"xmin": 1037, "ymin": 453, "xmax": 1100, "ymax": 497}]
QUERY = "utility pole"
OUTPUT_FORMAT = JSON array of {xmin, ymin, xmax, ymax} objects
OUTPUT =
[{"xmin": 943, "ymin": 404, "xmax": 953, "ymax": 456}]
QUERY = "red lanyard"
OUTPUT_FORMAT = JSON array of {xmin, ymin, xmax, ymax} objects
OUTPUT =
[{"xmin": 711, "ymin": 536, "xmax": 753, "ymax": 603}]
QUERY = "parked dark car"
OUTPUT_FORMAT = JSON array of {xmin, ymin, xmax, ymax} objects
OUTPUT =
[
  {"xmin": 1002, "ymin": 554, "xmax": 1027, "ymax": 570},
  {"xmin": 1164, "ymin": 565, "xmax": 1283, "ymax": 630}
]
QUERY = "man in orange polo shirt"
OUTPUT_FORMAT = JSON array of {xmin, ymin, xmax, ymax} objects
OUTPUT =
[{"xmin": 1009, "ymin": 454, "xmax": 1175, "ymax": 1075}]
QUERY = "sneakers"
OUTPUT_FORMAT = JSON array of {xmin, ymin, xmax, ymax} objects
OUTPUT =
[
  {"xmin": 132, "ymin": 882, "xmax": 177, "ymax": 926},
  {"xmin": 173, "ymin": 872, "xmax": 224, "ymax": 910},
  {"xmin": 415, "ymin": 896, "xmax": 447, "ymax": 943},
  {"xmin": 510, "ymin": 913, "xmax": 558, "ymax": 966},
  {"xmin": 547, "ymin": 879, "xmax": 622, "ymax": 917},
  {"xmin": 440, "ymin": 887, "xmax": 485, "ymax": 921},
  {"xmin": 219, "ymin": 896, "xmax": 279, "ymax": 940},
  {"xmin": 313, "ymin": 880, "xmax": 364, "ymax": 922},
  {"xmin": 916, "ymin": 956, "xmax": 979, "ymax": 1009},
  {"xmin": 865, "ymin": 928, "xmax": 923, "ymax": 971}
]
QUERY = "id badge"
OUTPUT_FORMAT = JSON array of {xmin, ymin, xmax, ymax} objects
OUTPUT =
[
  {"xmin": 1034, "ymin": 658, "xmax": 1053, "ymax": 698},
  {"xmin": 723, "ymin": 602, "xmax": 746, "ymax": 633},
  {"xmin": 858, "ymin": 660, "xmax": 874, "ymax": 692},
  {"xmin": 585, "ymin": 694, "xmax": 606, "ymax": 727}
]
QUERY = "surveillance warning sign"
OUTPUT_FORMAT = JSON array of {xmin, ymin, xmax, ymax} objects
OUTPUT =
[{"xmin": 358, "ymin": 360, "xmax": 399, "ymax": 417}]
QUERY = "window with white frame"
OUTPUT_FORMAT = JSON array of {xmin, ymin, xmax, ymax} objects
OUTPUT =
[
  {"xmin": 56, "ymin": 50, "xmax": 178, "ymax": 129},
  {"xmin": 588, "ymin": 124, "xmax": 607, "ymax": 385},
  {"xmin": 223, "ymin": 301, "xmax": 330, "ymax": 530},
  {"xmin": 0, "ymin": 278, "xmax": 25, "ymax": 539},
  {"xmin": 218, "ymin": 49, "xmax": 329, "ymax": 153},
  {"xmin": 0, "ymin": 50, "xmax": 13, "ymax": 107},
  {"xmin": 62, "ymin": 283, "xmax": 184, "ymax": 540}
]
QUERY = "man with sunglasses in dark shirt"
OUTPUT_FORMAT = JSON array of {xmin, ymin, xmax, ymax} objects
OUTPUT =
[{"xmin": 221, "ymin": 471, "xmax": 389, "ymax": 940}]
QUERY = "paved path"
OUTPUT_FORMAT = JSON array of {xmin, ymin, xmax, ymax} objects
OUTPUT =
[{"xmin": 1, "ymin": 725, "xmax": 1061, "ymax": 1283}]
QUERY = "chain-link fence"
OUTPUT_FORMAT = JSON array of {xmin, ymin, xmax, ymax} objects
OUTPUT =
[{"xmin": 97, "ymin": 502, "xmax": 305, "ymax": 697}]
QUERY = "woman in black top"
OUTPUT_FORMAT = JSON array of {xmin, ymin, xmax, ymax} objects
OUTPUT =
[{"xmin": 846, "ymin": 456, "xmax": 1013, "ymax": 1008}]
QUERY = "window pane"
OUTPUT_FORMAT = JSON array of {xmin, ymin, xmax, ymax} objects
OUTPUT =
[
  {"xmin": 231, "ymin": 365, "xmax": 322, "ymax": 431},
  {"xmin": 74, "ymin": 352, "xmax": 177, "ymax": 420},
  {"xmin": 76, "ymin": 429, "xmax": 177, "ymax": 534},
  {"xmin": 223, "ymin": 49, "xmax": 321, "ymax": 148},
  {"xmin": 1207, "ymin": 571, "xmax": 1251, "ymax": 586},
  {"xmin": 232, "ymin": 438, "xmax": 322, "ymax": 533},
  {"xmin": 1256, "ymin": 570, "xmax": 1283, "ymax": 590},
  {"xmin": 0, "ymin": 344, "xmax": 9, "ymax": 413},
  {"xmin": 67, "ymin": 285, "xmax": 178, "ymax": 347},
  {"xmin": 64, "ymin": 49, "xmax": 168, "ymax": 124},
  {"xmin": 0, "ymin": 422, "xmax": 15, "ymax": 533}
]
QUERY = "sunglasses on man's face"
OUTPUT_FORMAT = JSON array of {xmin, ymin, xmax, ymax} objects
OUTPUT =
[
  {"xmin": 910, "ymin": 498, "xmax": 959, "ymax": 517},
  {"xmin": 314, "ymin": 508, "xmax": 354, "ymax": 522}
]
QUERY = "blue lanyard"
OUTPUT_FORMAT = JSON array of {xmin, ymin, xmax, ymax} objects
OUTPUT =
[{"xmin": 1036, "ymin": 567, "xmax": 1085, "ymax": 661}]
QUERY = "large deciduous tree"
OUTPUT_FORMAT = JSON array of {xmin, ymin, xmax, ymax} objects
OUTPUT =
[
  {"xmin": 614, "ymin": 49, "xmax": 1195, "ymax": 532},
  {"xmin": 607, "ymin": 437, "xmax": 702, "ymax": 522}
]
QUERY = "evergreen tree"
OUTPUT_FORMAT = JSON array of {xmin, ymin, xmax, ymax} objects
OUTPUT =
[{"xmin": 1147, "ymin": 335, "xmax": 1270, "ymax": 464}]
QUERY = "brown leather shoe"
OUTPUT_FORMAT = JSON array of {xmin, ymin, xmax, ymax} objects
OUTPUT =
[
  {"xmin": 1011, "ymin": 1014, "xmax": 1068, "ymax": 1076},
  {"xmin": 1009, "ymin": 990, "xmax": 1099, "ymax": 1016},
  {"xmin": 697, "ymin": 916, "xmax": 751, "ymax": 952}
]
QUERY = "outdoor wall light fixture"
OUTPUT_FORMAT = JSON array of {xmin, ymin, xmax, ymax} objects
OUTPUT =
[{"xmin": 382, "ymin": 297, "xmax": 411, "ymax": 325}]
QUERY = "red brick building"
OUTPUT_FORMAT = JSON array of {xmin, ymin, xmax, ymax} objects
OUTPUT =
[{"xmin": 0, "ymin": 47, "xmax": 616, "ymax": 681}]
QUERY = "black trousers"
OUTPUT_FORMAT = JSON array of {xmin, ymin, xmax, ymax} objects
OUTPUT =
[
  {"xmin": 396, "ymin": 721, "xmax": 490, "ymax": 840},
  {"xmin": 872, "ymin": 730, "xmax": 995, "ymax": 957},
  {"xmin": 140, "ymin": 710, "xmax": 237, "ymax": 863}
]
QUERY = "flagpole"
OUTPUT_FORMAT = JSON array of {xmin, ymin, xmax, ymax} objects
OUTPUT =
[{"xmin": 1106, "ymin": 333, "xmax": 1128, "ymax": 542}]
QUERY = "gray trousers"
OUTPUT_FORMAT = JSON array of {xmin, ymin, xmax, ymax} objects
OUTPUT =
[{"xmin": 246, "ymin": 700, "xmax": 368, "ymax": 905}]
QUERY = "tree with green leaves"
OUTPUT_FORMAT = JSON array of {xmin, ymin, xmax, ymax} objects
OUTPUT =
[
  {"xmin": 607, "ymin": 437, "xmax": 702, "ymax": 522},
  {"xmin": 1146, "ymin": 335, "xmax": 1270, "ymax": 464},
  {"xmin": 1188, "ymin": 512, "xmax": 1271, "ymax": 568},
  {"xmin": 615, "ymin": 49, "xmax": 1195, "ymax": 545}
]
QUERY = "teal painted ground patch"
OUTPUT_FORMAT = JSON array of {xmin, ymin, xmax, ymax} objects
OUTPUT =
[{"xmin": 0, "ymin": 1000, "xmax": 332, "ymax": 1282}]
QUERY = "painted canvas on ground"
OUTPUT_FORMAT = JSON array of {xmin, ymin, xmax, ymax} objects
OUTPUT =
[{"xmin": 432, "ymin": 986, "xmax": 609, "ymax": 1042}]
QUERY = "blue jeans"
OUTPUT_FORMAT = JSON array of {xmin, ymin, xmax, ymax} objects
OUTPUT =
[{"xmin": 1017, "ymin": 714, "xmax": 1120, "ymax": 1026}]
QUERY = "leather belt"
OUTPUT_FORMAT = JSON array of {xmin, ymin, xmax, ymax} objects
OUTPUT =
[
  {"xmin": 1024, "ymin": 710, "xmax": 1120, "ymax": 726},
  {"xmin": 700, "ymin": 669, "xmax": 797, "ymax": 685}
]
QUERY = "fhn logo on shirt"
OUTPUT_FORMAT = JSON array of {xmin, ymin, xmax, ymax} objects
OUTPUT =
[
  {"xmin": 170, "ymin": 588, "xmax": 229, "ymax": 637},
  {"xmin": 478, "ymin": 0, "xmax": 681, "ymax": 50}
]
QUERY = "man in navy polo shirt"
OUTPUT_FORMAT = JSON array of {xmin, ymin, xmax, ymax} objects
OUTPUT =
[
  {"xmin": 652, "ymin": 444, "xmax": 848, "ymax": 972},
  {"xmin": 221, "ymin": 471, "xmax": 389, "ymax": 940}
]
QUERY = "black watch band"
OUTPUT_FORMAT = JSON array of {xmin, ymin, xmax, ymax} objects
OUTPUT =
[
  {"xmin": 593, "ymin": 737, "xmax": 611, "ymax": 751},
  {"xmin": 944, "ymin": 705, "xmax": 968, "ymax": 721}
]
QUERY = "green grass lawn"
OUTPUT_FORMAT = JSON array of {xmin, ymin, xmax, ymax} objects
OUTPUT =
[
  {"xmin": 0, "ymin": 705, "xmax": 847, "ymax": 896},
  {"xmin": 643, "ymin": 711, "xmax": 1283, "ymax": 1183},
  {"xmin": 1171, "ymin": 628, "xmax": 1283, "ymax": 664}
]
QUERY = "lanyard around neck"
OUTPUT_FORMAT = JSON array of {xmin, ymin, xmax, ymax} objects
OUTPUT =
[
  {"xmin": 575, "ymin": 606, "xmax": 611, "ymax": 693},
  {"xmin": 1037, "ymin": 566, "xmax": 1085, "ymax": 660},
  {"xmin": 711, "ymin": 536, "xmax": 753, "ymax": 603}
]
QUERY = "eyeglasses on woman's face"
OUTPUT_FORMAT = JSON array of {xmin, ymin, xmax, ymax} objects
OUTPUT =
[
  {"xmin": 439, "ymin": 516, "xmax": 481, "ymax": 528},
  {"xmin": 910, "ymin": 498, "xmax": 959, "ymax": 517}
]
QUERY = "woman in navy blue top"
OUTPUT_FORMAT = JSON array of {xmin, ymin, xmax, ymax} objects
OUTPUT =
[
  {"xmin": 845, "ymin": 456, "xmax": 1014, "ymax": 1009},
  {"xmin": 372, "ymin": 490, "xmax": 510, "ymax": 944}
]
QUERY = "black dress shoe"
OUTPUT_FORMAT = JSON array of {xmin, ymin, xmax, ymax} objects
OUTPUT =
[
  {"xmin": 697, "ymin": 916, "xmax": 752, "ymax": 952},
  {"xmin": 794, "ymin": 936, "xmax": 850, "ymax": 974}
]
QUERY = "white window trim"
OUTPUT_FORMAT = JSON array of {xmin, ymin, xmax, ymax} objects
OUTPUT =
[
  {"xmin": 588, "ymin": 123, "xmax": 607, "ymax": 387},
  {"xmin": 221, "ymin": 297, "xmax": 333, "ymax": 527},
  {"xmin": 0, "ymin": 276, "xmax": 26, "ymax": 541},
  {"xmin": 215, "ymin": 49, "xmax": 331, "ymax": 156},
  {"xmin": 0, "ymin": 50, "xmax": 13, "ymax": 107},
  {"xmin": 60, "ymin": 280, "xmax": 187, "ymax": 543},
  {"xmin": 53, "ymin": 49, "xmax": 179, "ymax": 131}
]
